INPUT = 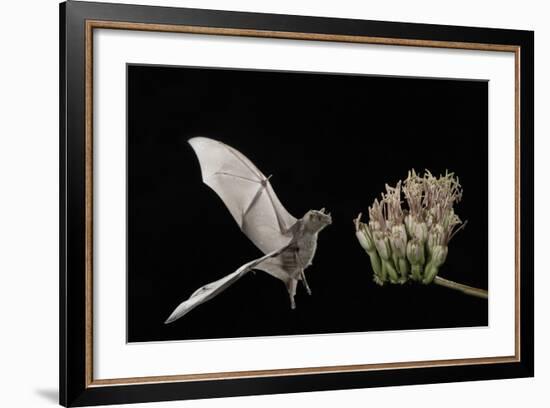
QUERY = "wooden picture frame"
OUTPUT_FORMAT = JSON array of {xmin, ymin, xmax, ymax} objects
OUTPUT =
[{"xmin": 60, "ymin": 1, "xmax": 534, "ymax": 406}]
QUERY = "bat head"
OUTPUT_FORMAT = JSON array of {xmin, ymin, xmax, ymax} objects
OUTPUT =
[{"xmin": 304, "ymin": 208, "xmax": 332, "ymax": 233}]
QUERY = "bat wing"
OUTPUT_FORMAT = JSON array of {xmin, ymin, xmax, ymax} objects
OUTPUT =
[
  {"xmin": 165, "ymin": 245, "xmax": 289, "ymax": 323},
  {"xmin": 189, "ymin": 137, "xmax": 297, "ymax": 254}
]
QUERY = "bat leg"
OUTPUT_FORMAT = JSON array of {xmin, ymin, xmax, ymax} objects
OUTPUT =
[
  {"xmin": 301, "ymin": 271, "xmax": 312, "ymax": 295},
  {"xmin": 286, "ymin": 279, "xmax": 297, "ymax": 309}
]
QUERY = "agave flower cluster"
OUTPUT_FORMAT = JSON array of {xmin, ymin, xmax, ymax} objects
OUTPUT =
[{"xmin": 355, "ymin": 170, "xmax": 466, "ymax": 285}]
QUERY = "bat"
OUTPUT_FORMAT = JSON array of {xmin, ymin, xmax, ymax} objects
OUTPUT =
[{"xmin": 165, "ymin": 137, "xmax": 332, "ymax": 324}]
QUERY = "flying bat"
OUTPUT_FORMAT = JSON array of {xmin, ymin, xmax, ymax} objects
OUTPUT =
[{"xmin": 165, "ymin": 137, "xmax": 332, "ymax": 324}]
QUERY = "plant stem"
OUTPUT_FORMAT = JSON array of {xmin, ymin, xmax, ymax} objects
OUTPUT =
[{"xmin": 433, "ymin": 276, "xmax": 488, "ymax": 299}]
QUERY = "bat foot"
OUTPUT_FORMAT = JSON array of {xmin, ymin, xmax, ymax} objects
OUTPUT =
[
  {"xmin": 300, "ymin": 272, "xmax": 312, "ymax": 295},
  {"xmin": 290, "ymin": 297, "xmax": 296, "ymax": 309}
]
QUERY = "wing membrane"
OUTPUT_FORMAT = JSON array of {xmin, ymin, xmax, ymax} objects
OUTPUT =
[{"xmin": 189, "ymin": 137, "xmax": 297, "ymax": 254}]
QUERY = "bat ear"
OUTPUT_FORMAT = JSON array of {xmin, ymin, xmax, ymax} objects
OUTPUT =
[{"xmin": 320, "ymin": 208, "xmax": 326, "ymax": 213}]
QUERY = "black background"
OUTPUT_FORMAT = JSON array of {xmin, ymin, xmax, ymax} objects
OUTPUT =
[{"xmin": 127, "ymin": 64, "xmax": 488, "ymax": 343}]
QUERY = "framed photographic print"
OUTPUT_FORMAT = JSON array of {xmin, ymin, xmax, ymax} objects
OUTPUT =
[{"xmin": 59, "ymin": 1, "xmax": 534, "ymax": 406}]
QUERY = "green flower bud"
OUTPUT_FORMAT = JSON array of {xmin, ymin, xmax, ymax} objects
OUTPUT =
[
  {"xmin": 368, "ymin": 252, "xmax": 383, "ymax": 282},
  {"xmin": 430, "ymin": 244, "xmax": 448, "ymax": 267},
  {"xmin": 355, "ymin": 216, "xmax": 385, "ymax": 283},
  {"xmin": 404, "ymin": 214, "xmax": 414, "ymax": 237},
  {"xmin": 412, "ymin": 221, "xmax": 428, "ymax": 243},
  {"xmin": 392, "ymin": 224, "xmax": 407, "ymax": 244},
  {"xmin": 382, "ymin": 259, "xmax": 399, "ymax": 283},
  {"xmin": 355, "ymin": 223, "xmax": 376, "ymax": 253},
  {"xmin": 422, "ymin": 245, "xmax": 448, "ymax": 284},
  {"xmin": 355, "ymin": 229, "xmax": 370, "ymax": 251},
  {"xmin": 396, "ymin": 257, "xmax": 409, "ymax": 282},
  {"xmin": 389, "ymin": 225, "xmax": 408, "ymax": 281},
  {"xmin": 423, "ymin": 264, "xmax": 438, "ymax": 284},
  {"xmin": 406, "ymin": 239, "xmax": 425, "ymax": 266},
  {"xmin": 373, "ymin": 231, "xmax": 392, "ymax": 261},
  {"xmin": 390, "ymin": 235, "xmax": 406, "ymax": 259},
  {"xmin": 427, "ymin": 224, "xmax": 445, "ymax": 256}
]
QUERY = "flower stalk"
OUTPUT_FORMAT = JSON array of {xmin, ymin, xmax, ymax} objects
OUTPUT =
[{"xmin": 433, "ymin": 276, "xmax": 488, "ymax": 299}]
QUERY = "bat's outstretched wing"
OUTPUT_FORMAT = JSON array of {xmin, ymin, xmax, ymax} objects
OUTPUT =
[
  {"xmin": 188, "ymin": 137, "xmax": 297, "ymax": 254},
  {"xmin": 165, "ymin": 245, "xmax": 289, "ymax": 323}
]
